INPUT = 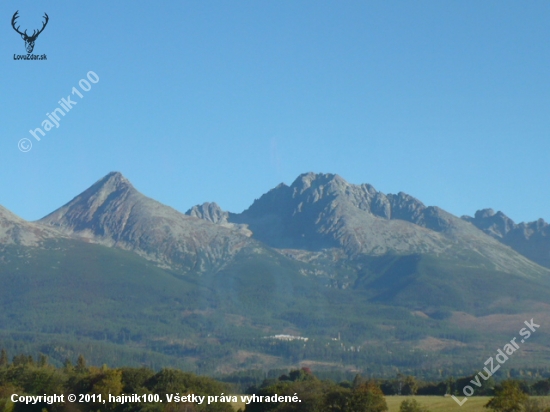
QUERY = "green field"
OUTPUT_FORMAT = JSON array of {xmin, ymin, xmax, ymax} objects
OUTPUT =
[
  {"xmin": 228, "ymin": 396, "xmax": 490, "ymax": 412},
  {"xmin": 386, "ymin": 396, "xmax": 490, "ymax": 412},
  {"xmin": 230, "ymin": 396, "xmax": 550, "ymax": 412}
]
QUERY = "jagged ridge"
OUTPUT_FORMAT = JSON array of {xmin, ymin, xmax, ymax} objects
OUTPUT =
[
  {"xmin": 464, "ymin": 209, "xmax": 550, "ymax": 268},
  {"xmin": 38, "ymin": 172, "xmax": 258, "ymax": 273}
]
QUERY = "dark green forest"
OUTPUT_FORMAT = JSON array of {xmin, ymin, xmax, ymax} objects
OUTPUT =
[
  {"xmin": 2, "ymin": 241, "xmax": 549, "ymax": 376},
  {"xmin": 0, "ymin": 351, "xmax": 232, "ymax": 412},
  {"xmin": 1, "ymin": 352, "xmax": 550, "ymax": 412}
]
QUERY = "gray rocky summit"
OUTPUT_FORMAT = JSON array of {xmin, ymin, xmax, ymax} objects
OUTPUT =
[
  {"xmin": 1, "ymin": 170, "xmax": 548, "ymax": 279},
  {"xmin": 184, "ymin": 172, "xmax": 548, "ymax": 277},
  {"xmin": 38, "ymin": 172, "xmax": 258, "ymax": 272},
  {"xmin": 185, "ymin": 202, "xmax": 252, "ymax": 237},
  {"xmin": 0, "ymin": 205, "xmax": 62, "ymax": 246},
  {"xmin": 186, "ymin": 202, "xmax": 229, "ymax": 224},
  {"xmin": 463, "ymin": 208, "xmax": 550, "ymax": 268},
  {"xmin": 2, "ymin": 172, "xmax": 550, "ymax": 372}
]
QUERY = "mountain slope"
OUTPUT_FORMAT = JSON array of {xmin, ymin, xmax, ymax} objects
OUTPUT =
[
  {"xmin": 38, "ymin": 172, "xmax": 261, "ymax": 273},
  {"xmin": 1, "ymin": 236, "xmax": 549, "ymax": 374},
  {"xmin": 222, "ymin": 173, "xmax": 548, "ymax": 279},
  {"xmin": 1, "ymin": 171, "xmax": 550, "ymax": 373},
  {"xmin": 0, "ymin": 205, "xmax": 62, "ymax": 246},
  {"xmin": 463, "ymin": 209, "xmax": 550, "ymax": 269},
  {"xmin": 186, "ymin": 202, "xmax": 252, "ymax": 237}
]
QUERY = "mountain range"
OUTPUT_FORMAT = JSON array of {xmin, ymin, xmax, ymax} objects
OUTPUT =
[{"xmin": 1, "ymin": 172, "xmax": 549, "ymax": 375}]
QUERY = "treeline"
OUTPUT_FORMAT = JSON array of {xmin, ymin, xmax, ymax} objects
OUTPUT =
[
  {"xmin": 245, "ymin": 370, "xmax": 550, "ymax": 412},
  {"xmin": 222, "ymin": 366, "xmax": 550, "ymax": 396},
  {"xmin": 0, "ymin": 357, "xmax": 390, "ymax": 412},
  {"xmin": 222, "ymin": 367, "xmax": 550, "ymax": 396},
  {"xmin": 2, "ymin": 328, "xmax": 550, "ymax": 377},
  {"xmin": 0, "ymin": 350, "xmax": 232, "ymax": 412},
  {"xmin": 0, "ymin": 334, "xmax": 448, "ymax": 375},
  {"xmin": 247, "ymin": 368, "xmax": 550, "ymax": 396},
  {"xmin": 244, "ymin": 369, "xmax": 550, "ymax": 398},
  {"xmin": 2, "ymin": 349, "xmax": 550, "ymax": 412},
  {"xmin": 243, "ymin": 368, "xmax": 388, "ymax": 412}
]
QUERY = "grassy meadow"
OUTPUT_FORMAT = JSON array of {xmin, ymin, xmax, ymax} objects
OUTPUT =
[
  {"xmin": 230, "ymin": 396, "xmax": 550, "ymax": 412},
  {"xmin": 385, "ymin": 396, "xmax": 490, "ymax": 412}
]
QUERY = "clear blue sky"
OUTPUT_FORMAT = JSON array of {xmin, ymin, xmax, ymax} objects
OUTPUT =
[{"xmin": 1, "ymin": 1, "xmax": 549, "ymax": 223}]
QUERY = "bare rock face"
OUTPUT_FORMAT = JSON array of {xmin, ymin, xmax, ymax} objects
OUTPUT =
[
  {"xmin": 463, "ymin": 209, "xmax": 516, "ymax": 238},
  {"xmin": 185, "ymin": 202, "xmax": 253, "ymax": 237},
  {"xmin": 0, "ymin": 205, "xmax": 62, "ymax": 246},
  {"xmin": 463, "ymin": 209, "xmax": 550, "ymax": 268},
  {"xmin": 1, "ymin": 170, "xmax": 544, "ymax": 280},
  {"xmin": 224, "ymin": 172, "xmax": 547, "ymax": 277},
  {"xmin": 38, "ymin": 172, "xmax": 257, "ymax": 273},
  {"xmin": 371, "ymin": 192, "xmax": 391, "ymax": 219},
  {"xmin": 186, "ymin": 202, "xmax": 229, "ymax": 224},
  {"xmin": 230, "ymin": 172, "xmax": 456, "ymax": 254}
]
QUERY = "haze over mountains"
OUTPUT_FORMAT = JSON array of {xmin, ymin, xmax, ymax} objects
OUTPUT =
[
  {"xmin": 1, "ymin": 172, "xmax": 549, "ymax": 373},
  {"xmin": 2, "ymin": 171, "xmax": 547, "ymax": 275}
]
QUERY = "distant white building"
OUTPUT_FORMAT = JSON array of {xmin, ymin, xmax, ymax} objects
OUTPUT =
[{"xmin": 266, "ymin": 334, "xmax": 309, "ymax": 342}]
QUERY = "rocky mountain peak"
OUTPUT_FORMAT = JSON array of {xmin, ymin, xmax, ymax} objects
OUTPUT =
[
  {"xmin": 463, "ymin": 209, "xmax": 550, "ymax": 268},
  {"xmin": 186, "ymin": 202, "xmax": 228, "ymax": 224},
  {"xmin": 529, "ymin": 218, "xmax": 549, "ymax": 231},
  {"xmin": 0, "ymin": 205, "xmax": 62, "ymax": 246},
  {"xmin": 37, "ymin": 173, "xmax": 258, "ymax": 273},
  {"xmin": 88, "ymin": 171, "xmax": 135, "ymax": 198},
  {"xmin": 386, "ymin": 192, "xmax": 427, "ymax": 223},
  {"xmin": 290, "ymin": 172, "xmax": 349, "ymax": 198},
  {"xmin": 0, "ymin": 205, "xmax": 24, "ymax": 223},
  {"xmin": 291, "ymin": 172, "xmax": 344, "ymax": 186},
  {"xmin": 102, "ymin": 171, "xmax": 129, "ymax": 183},
  {"xmin": 230, "ymin": 172, "xmax": 468, "ymax": 254},
  {"xmin": 38, "ymin": 172, "xmax": 140, "ymax": 233},
  {"xmin": 474, "ymin": 208, "xmax": 495, "ymax": 219},
  {"xmin": 464, "ymin": 208, "xmax": 515, "ymax": 238}
]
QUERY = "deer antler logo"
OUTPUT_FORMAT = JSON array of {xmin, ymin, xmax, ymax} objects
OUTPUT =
[{"xmin": 11, "ymin": 11, "xmax": 49, "ymax": 54}]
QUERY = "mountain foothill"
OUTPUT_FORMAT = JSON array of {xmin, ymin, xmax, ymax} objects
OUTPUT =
[{"xmin": 1, "ymin": 172, "xmax": 548, "ymax": 374}]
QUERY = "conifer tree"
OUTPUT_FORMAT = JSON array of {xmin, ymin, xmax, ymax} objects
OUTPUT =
[{"xmin": 0, "ymin": 349, "xmax": 7, "ymax": 367}]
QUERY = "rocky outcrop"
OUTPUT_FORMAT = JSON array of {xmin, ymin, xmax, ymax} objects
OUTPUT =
[
  {"xmin": 38, "ymin": 172, "xmax": 258, "ymax": 273},
  {"xmin": 223, "ymin": 173, "xmax": 545, "ymax": 276},
  {"xmin": 463, "ymin": 209, "xmax": 550, "ymax": 268},
  {"xmin": 0, "ymin": 170, "xmax": 545, "ymax": 279},
  {"xmin": 0, "ymin": 205, "xmax": 62, "ymax": 246},
  {"xmin": 186, "ymin": 202, "xmax": 229, "ymax": 224}
]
